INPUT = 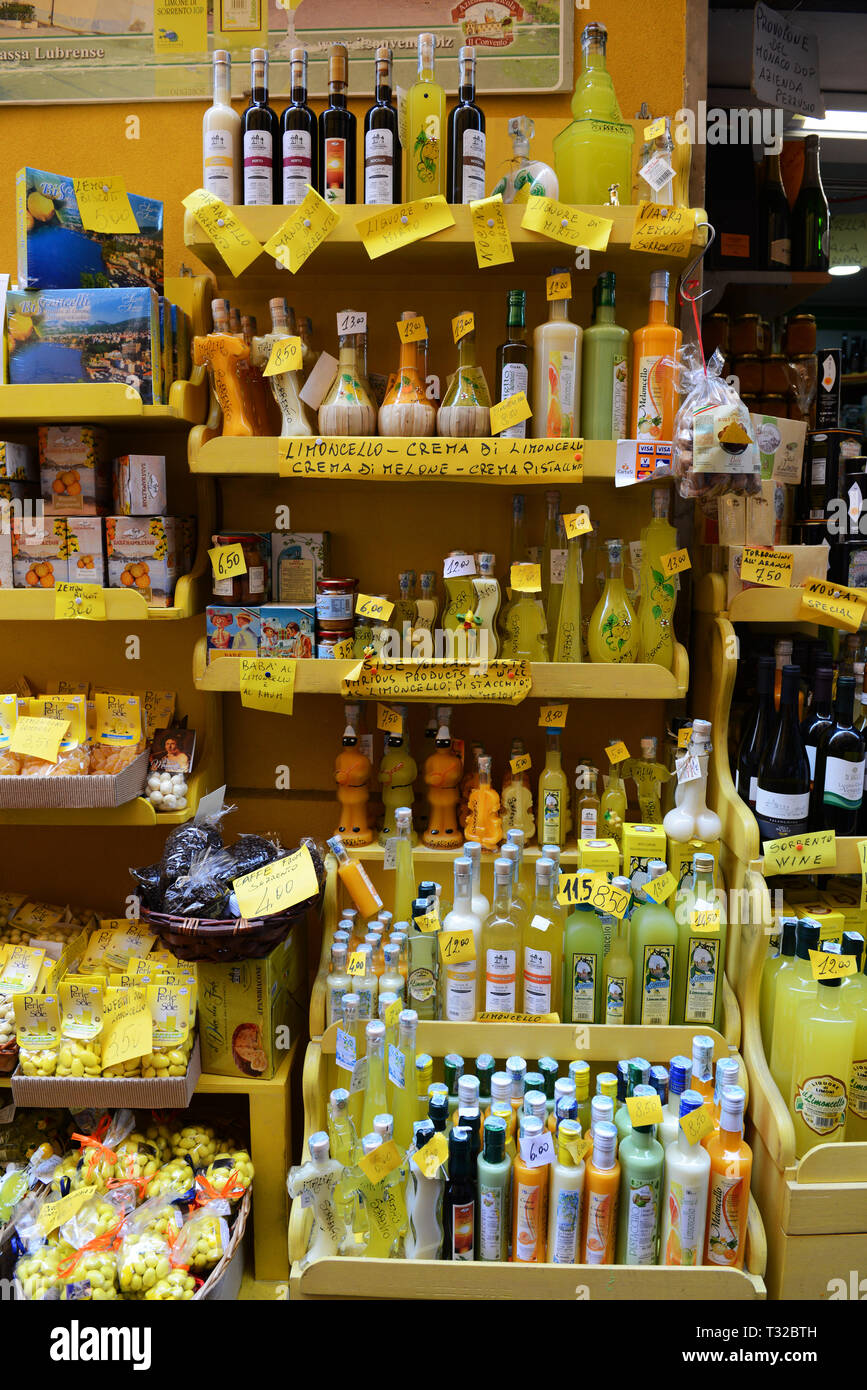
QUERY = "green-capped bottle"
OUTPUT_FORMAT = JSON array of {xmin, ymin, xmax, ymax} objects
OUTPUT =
[{"xmin": 580, "ymin": 272, "xmax": 630, "ymax": 441}]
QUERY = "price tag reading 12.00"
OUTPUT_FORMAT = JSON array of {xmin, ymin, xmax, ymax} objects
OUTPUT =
[{"xmin": 809, "ymin": 950, "xmax": 857, "ymax": 981}]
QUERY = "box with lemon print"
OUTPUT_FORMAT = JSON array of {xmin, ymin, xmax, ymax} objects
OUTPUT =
[{"xmin": 106, "ymin": 516, "xmax": 179, "ymax": 608}]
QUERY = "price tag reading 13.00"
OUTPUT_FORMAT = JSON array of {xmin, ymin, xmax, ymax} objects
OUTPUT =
[{"xmin": 233, "ymin": 844, "xmax": 319, "ymax": 920}]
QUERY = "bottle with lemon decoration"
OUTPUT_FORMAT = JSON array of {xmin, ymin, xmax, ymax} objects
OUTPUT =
[
  {"xmin": 533, "ymin": 268, "xmax": 582, "ymax": 439},
  {"xmin": 637, "ymin": 489, "xmax": 678, "ymax": 670},
  {"xmin": 588, "ymin": 539, "xmax": 638, "ymax": 664}
]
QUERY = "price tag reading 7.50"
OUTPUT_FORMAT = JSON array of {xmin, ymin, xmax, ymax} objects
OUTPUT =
[
  {"xmin": 233, "ymin": 845, "xmax": 319, "ymax": 920},
  {"xmin": 557, "ymin": 872, "xmax": 594, "ymax": 907}
]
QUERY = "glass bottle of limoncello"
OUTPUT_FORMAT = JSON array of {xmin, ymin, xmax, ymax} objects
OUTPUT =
[
  {"xmin": 406, "ymin": 32, "xmax": 446, "ymax": 199},
  {"xmin": 553, "ymin": 524, "xmax": 583, "ymax": 663},
  {"xmin": 442, "ymin": 551, "xmax": 476, "ymax": 633},
  {"xmin": 638, "ymin": 488, "xmax": 677, "ymax": 670},
  {"xmin": 588, "ymin": 538, "xmax": 638, "ymax": 664},
  {"xmin": 537, "ymin": 729, "xmax": 569, "ymax": 847},
  {"xmin": 600, "ymin": 761, "xmax": 627, "ymax": 846},
  {"xmin": 502, "ymin": 588, "xmax": 549, "ymax": 660}
]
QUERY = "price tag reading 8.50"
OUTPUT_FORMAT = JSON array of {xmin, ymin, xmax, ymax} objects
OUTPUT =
[
  {"xmin": 626, "ymin": 1092, "xmax": 664, "ymax": 1127},
  {"xmin": 539, "ymin": 703, "xmax": 568, "ymax": 729},
  {"xmin": 588, "ymin": 873, "xmax": 630, "ymax": 919}
]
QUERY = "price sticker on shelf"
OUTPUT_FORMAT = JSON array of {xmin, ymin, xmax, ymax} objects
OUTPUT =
[
  {"xmin": 605, "ymin": 741, "xmax": 630, "ymax": 764},
  {"xmin": 762, "ymin": 828, "xmax": 836, "ymax": 874},
  {"xmin": 557, "ymin": 872, "xmax": 594, "ymax": 907},
  {"xmin": 690, "ymin": 909, "xmax": 721, "ymax": 933},
  {"xmin": 522, "ymin": 195, "xmax": 613, "ymax": 252},
  {"xmin": 518, "ymin": 1130, "xmax": 557, "ymax": 1168},
  {"xmin": 680, "ymin": 1104, "xmax": 714, "ymax": 1146},
  {"xmin": 208, "ymin": 542, "xmax": 247, "ymax": 582},
  {"xmin": 54, "ymin": 582, "xmax": 106, "ymax": 621},
  {"xmin": 183, "ymin": 188, "xmax": 262, "ymax": 277},
  {"xmin": 73, "ymin": 176, "xmax": 139, "ymax": 234},
  {"xmin": 263, "ymin": 336, "xmax": 303, "ymax": 377},
  {"xmin": 452, "ymin": 311, "xmax": 475, "ymax": 343},
  {"xmin": 563, "ymin": 511, "xmax": 593, "ymax": 539},
  {"xmin": 798, "ymin": 577, "xmax": 867, "ymax": 632},
  {"xmin": 510, "ymin": 753, "xmax": 532, "ymax": 775},
  {"xmin": 644, "ymin": 116, "xmax": 667, "ymax": 141},
  {"xmin": 661, "ymin": 548, "xmax": 691, "ymax": 578},
  {"xmin": 491, "ymin": 391, "xmax": 532, "ymax": 436},
  {"xmin": 629, "ymin": 202, "xmax": 697, "ymax": 257},
  {"xmin": 539, "ymin": 703, "xmax": 568, "ymax": 729},
  {"xmin": 443, "ymin": 553, "xmax": 476, "ymax": 580},
  {"xmin": 469, "ymin": 193, "xmax": 514, "ymax": 268},
  {"xmin": 546, "ymin": 271, "xmax": 572, "ymax": 301},
  {"xmin": 233, "ymin": 844, "xmax": 319, "ymax": 920},
  {"xmin": 414, "ymin": 909, "xmax": 441, "ymax": 935},
  {"xmin": 626, "ymin": 1092, "xmax": 664, "ymax": 1127},
  {"xmin": 9, "ymin": 716, "xmax": 69, "ymax": 764},
  {"xmin": 347, "ymin": 951, "xmax": 367, "ymax": 977},
  {"xmin": 261, "ymin": 187, "xmax": 337, "ymax": 273},
  {"xmin": 438, "ymin": 930, "xmax": 476, "ymax": 965},
  {"xmin": 510, "ymin": 562, "xmax": 541, "ymax": 593},
  {"xmin": 377, "ymin": 704, "xmax": 403, "ymax": 735},
  {"xmin": 358, "ymin": 1138, "xmax": 404, "ymax": 1184},
  {"xmin": 740, "ymin": 546, "xmax": 793, "ymax": 588},
  {"xmin": 412, "ymin": 1131, "xmax": 449, "ymax": 1179},
  {"xmin": 336, "ymin": 309, "xmax": 367, "ymax": 336},
  {"xmin": 356, "ymin": 593, "xmax": 394, "ymax": 621},
  {"xmin": 809, "ymin": 950, "xmax": 858, "ymax": 982},
  {"xmin": 239, "ymin": 658, "xmax": 296, "ymax": 716},
  {"xmin": 397, "ymin": 315, "xmax": 428, "ymax": 344},
  {"xmin": 356, "ymin": 195, "xmax": 455, "ymax": 260},
  {"xmin": 588, "ymin": 873, "xmax": 631, "ymax": 919},
  {"xmin": 643, "ymin": 871, "xmax": 677, "ymax": 904}
]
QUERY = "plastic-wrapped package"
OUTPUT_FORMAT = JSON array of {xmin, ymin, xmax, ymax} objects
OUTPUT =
[
  {"xmin": 177, "ymin": 1198, "xmax": 230, "ymax": 1271},
  {"xmin": 70, "ymin": 1110, "xmax": 136, "ymax": 1191},
  {"xmin": 200, "ymin": 1149, "xmax": 254, "ymax": 1204},
  {"xmin": 129, "ymin": 862, "xmax": 162, "ymax": 911},
  {"xmin": 161, "ymin": 848, "xmax": 232, "ymax": 918},
  {"xmin": 158, "ymin": 812, "xmax": 229, "ymax": 894},
  {"xmin": 145, "ymin": 1155, "xmax": 198, "ymax": 1204},
  {"xmin": 672, "ymin": 345, "xmax": 761, "ymax": 515},
  {"xmin": 219, "ymin": 832, "xmax": 283, "ymax": 880}
]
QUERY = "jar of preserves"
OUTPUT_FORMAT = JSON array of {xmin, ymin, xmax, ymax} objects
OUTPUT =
[
  {"xmin": 317, "ymin": 630, "xmax": 354, "ymax": 658},
  {"xmin": 757, "ymin": 319, "xmax": 771, "ymax": 356},
  {"xmin": 316, "ymin": 578, "xmax": 358, "ymax": 624},
  {"xmin": 756, "ymin": 393, "xmax": 788, "ymax": 419},
  {"xmin": 762, "ymin": 354, "xmax": 791, "ymax": 395},
  {"xmin": 731, "ymin": 313, "xmax": 763, "ymax": 357},
  {"xmin": 784, "ymin": 313, "xmax": 817, "ymax": 357},
  {"xmin": 210, "ymin": 532, "xmax": 269, "ymax": 605},
  {"xmin": 701, "ymin": 312, "xmax": 730, "ymax": 359},
  {"xmin": 732, "ymin": 354, "xmax": 763, "ymax": 395}
]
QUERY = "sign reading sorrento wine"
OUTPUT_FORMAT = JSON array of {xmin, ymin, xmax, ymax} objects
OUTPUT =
[
  {"xmin": 341, "ymin": 659, "xmax": 531, "ymax": 704},
  {"xmin": 279, "ymin": 437, "xmax": 584, "ymax": 482},
  {"xmin": 0, "ymin": 1, "xmax": 573, "ymax": 104}
]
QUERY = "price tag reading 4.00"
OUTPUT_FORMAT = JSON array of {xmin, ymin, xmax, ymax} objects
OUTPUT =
[
  {"xmin": 626, "ymin": 1092, "xmax": 664, "ymax": 1127},
  {"xmin": 605, "ymin": 740, "xmax": 630, "ymax": 764},
  {"xmin": 233, "ymin": 845, "xmax": 319, "ymax": 920},
  {"xmin": 347, "ymin": 951, "xmax": 367, "ymax": 977}
]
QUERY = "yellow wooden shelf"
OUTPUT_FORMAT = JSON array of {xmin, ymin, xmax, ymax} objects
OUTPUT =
[
  {"xmin": 694, "ymin": 572, "xmax": 867, "ymax": 630},
  {"xmin": 0, "ymin": 766, "xmax": 213, "ymax": 828},
  {"xmin": 0, "ymin": 572, "xmax": 205, "ymax": 622},
  {"xmin": 188, "ymin": 433, "xmax": 624, "ymax": 480},
  {"xmin": 349, "ymin": 842, "xmax": 582, "ymax": 865},
  {"xmin": 192, "ymin": 637, "xmax": 689, "ymax": 701},
  {"xmin": 184, "ymin": 202, "xmax": 708, "ymax": 285},
  {"xmin": 0, "ymin": 376, "xmax": 208, "ymax": 430}
]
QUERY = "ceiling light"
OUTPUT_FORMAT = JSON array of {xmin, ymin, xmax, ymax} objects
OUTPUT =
[
  {"xmin": 829, "ymin": 264, "xmax": 861, "ymax": 276},
  {"xmin": 796, "ymin": 109, "xmax": 867, "ymax": 139}
]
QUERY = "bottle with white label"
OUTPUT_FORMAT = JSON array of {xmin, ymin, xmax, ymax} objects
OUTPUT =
[
  {"xmin": 287, "ymin": 1133, "xmax": 345, "ymax": 1269},
  {"xmin": 442, "ymin": 1125, "xmax": 476, "ymax": 1259},
  {"xmin": 546, "ymin": 1118, "xmax": 585, "ymax": 1264},
  {"xmin": 799, "ymin": 665, "xmax": 834, "ymax": 792},
  {"xmin": 523, "ymin": 856, "xmax": 565, "ymax": 1017},
  {"xmin": 811, "ymin": 674, "xmax": 865, "ymax": 835},
  {"xmin": 405, "ymin": 1118, "xmax": 444, "ymax": 1259},
  {"xmin": 390, "ymin": 1009, "xmax": 419, "ymax": 1151},
  {"xmin": 659, "ymin": 1089, "xmax": 711, "ymax": 1266},
  {"xmin": 477, "ymin": 1116, "xmax": 510, "ymax": 1261},
  {"xmin": 495, "ymin": 290, "xmax": 531, "ymax": 440},
  {"xmin": 280, "ymin": 47, "xmax": 317, "ymax": 206},
  {"xmin": 327, "ymin": 943, "xmax": 352, "ymax": 1028},
  {"xmin": 658, "ymin": 1054, "xmax": 692, "ymax": 1150},
  {"xmin": 673, "ymin": 852, "xmax": 728, "ymax": 1033},
  {"xmin": 364, "ymin": 46, "xmax": 400, "ymax": 205},
  {"xmin": 442, "ymin": 550, "xmax": 476, "ymax": 631},
  {"xmin": 602, "ymin": 912, "xmax": 633, "ymax": 1025},
  {"xmin": 580, "ymin": 1120, "xmax": 619, "ymax": 1263},
  {"xmin": 447, "ymin": 46, "xmax": 486, "ymax": 203},
  {"xmin": 629, "ymin": 859, "xmax": 678, "ymax": 1026},
  {"xmin": 406, "ymin": 32, "xmax": 446, "ymax": 200},
  {"xmin": 755, "ymin": 663, "xmax": 811, "ymax": 841},
  {"xmin": 481, "ymin": 857, "xmax": 522, "ymax": 1013},
  {"xmin": 533, "ymin": 269, "xmax": 582, "ymax": 437},
  {"xmin": 580, "ymin": 271, "xmax": 629, "ymax": 441},
  {"xmin": 471, "ymin": 552, "xmax": 500, "ymax": 660},
  {"xmin": 360, "ymin": 1019, "xmax": 388, "ymax": 1139},
  {"xmin": 564, "ymin": 891, "xmax": 604, "ymax": 1025},
  {"xmin": 241, "ymin": 48, "xmax": 279, "ymax": 206},
  {"xmin": 441, "ymin": 856, "xmax": 481, "ymax": 1021},
  {"xmin": 615, "ymin": 1084, "xmax": 664, "ymax": 1266},
  {"xmin": 351, "ymin": 944, "xmax": 378, "ymax": 1023},
  {"xmin": 203, "ymin": 50, "xmax": 241, "ymax": 204}
]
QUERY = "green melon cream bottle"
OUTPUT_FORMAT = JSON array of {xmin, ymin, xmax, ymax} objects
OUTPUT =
[
  {"xmin": 615, "ymin": 1083, "xmax": 664, "ymax": 1266},
  {"xmin": 580, "ymin": 271, "xmax": 630, "ymax": 441}
]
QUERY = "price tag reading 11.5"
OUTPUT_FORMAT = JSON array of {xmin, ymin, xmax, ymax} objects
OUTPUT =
[{"xmin": 557, "ymin": 872, "xmax": 594, "ymax": 907}]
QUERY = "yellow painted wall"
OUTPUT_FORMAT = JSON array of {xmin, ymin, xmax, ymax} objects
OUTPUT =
[{"xmin": 0, "ymin": 1, "xmax": 687, "ymax": 278}]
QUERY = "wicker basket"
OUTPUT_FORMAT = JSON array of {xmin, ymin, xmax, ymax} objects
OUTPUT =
[
  {"xmin": 0, "ymin": 1039, "xmax": 18, "ymax": 1075},
  {"xmin": 141, "ymin": 893, "xmax": 319, "ymax": 963},
  {"xmin": 195, "ymin": 1188, "xmax": 250, "ymax": 1300}
]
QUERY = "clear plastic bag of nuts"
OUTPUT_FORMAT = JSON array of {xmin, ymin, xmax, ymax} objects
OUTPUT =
[{"xmin": 672, "ymin": 344, "xmax": 761, "ymax": 516}]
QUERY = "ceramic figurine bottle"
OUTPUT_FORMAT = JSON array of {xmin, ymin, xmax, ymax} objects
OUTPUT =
[
  {"xmin": 465, "ymin": 753, "xmax": 504, "ymax": 852},
  {"xmin": 423, "ymin": 718, "xmax": 464, "ymax": 849},
  {"xmin": 378, "ymin": 711, "xmax": 418, "ymax": 845},
  {"xmin": 334, "ymin": 712, "xmax": 375, "ymax": 846}
]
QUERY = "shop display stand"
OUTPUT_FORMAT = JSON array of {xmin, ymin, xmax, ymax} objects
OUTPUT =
[{"xmin": 692, "ymin": 568, "xmax": 867, "ymax": 1298}]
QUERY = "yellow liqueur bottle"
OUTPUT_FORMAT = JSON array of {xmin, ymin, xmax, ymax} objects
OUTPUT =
[
  {"xmin": 537, "ymin": 730, "xmax": 568, "ymax": 848},
  {"xmin": 790, "ymin": 947, "xmax": 856, "ymax": 1158},
  {"xmin": 637, "ymin": 488, "xmax": 677, "ymax": 670},
  {"xmin": 553, "ymin": 23, "xmax": 634, "ymax": 205},
  {"xmin": 588, "ymin": 538, "xmax": 638, "ymax": 664},
  {"xmin": 406, "ymin": 32, "xmax": 446, "ymax": 200}
]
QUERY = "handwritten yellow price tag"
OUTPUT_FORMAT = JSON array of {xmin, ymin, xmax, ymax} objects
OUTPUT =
[
  {"xmin": 438, "ymin": 930, "xmax": 476, "ymax": 964},
  {"xmin": 329, "ymin": 638, "xmax": 354, "ymax": 661},
  {"xmin": 510, "ymin": 753, "xmax": 531, "ymax": 774},
  {"xmin": 359, "ymin": 1138, "xmax": 404, "ymax": 1184},
  {"xmin": 588, "ymin": 873, "xmax": 631, "ymax": 919},
  {"xmin": 644, "ymin": 871, "xmax": 677, "ymax": 904},
  {"xmin": 347, "ymin": 951, "xmax": 366, "ymax": 977},
  {"xmin": 690, "ymin": 909, "xmax": 721, "ymax": 933},
  {"xmin": 680, "ymin": 1104, "xmax": 714, "ymax": 1146},
  {"xmin": 469, "ymin": 193, "xmax": 514, "ymax": 267},
  {"xmin": 539, "ymin": 703, "xmax": 568, "ymax": 728},
  {"xmin": 73, "ymin": 176, "xmax": 139, "ymax": 234},
  {"xmin": 183, "ymin": 188, "xmax": 262, "ymax": 277},
  {"xmin": 208, "ymin": 542, "xmax": 247, "ymax": 582},
  {"xmin": 763, "ymin": 828, "xmax": 836, "ymax": 875},
  {"xmin": 644, "ymin": 117, "xmax": 667, "ymax": 141},
  {"xmin": 101, "ymin": 991, "xmax": 152, "ymax": 1070},
  {"xmin": 859, "ymin": 841, "xmax": 867, "ymax": 911},
  {"xmin": 452, "ymin": 311, "xmax": 475, "ymax": 343},
  {"xmin": 563, "ymin": 511, "xmax": 593, "ymax": 539},
  {"xmin": 630, "ymin": 202, "xmax": 697, "ymax": 256},
  {"xmin": 233, "ymin": 844, "xmax": 319, "ymax": 920},
  {"xmin": 510, "ymin": 562, "xmax": 541, "ymax": 593},
  {"xmin": 522, "ymin": 195, "xmax": 613, "ymax": 252},
  {"xmin": 397, "ymin": 315, "xmax": 427, "ymax": 344},
  {"xmin": 239, "ymin": 657, "xmax": 296, "ymax": 716},
  {"xmin": 384, "ymin": 997, "xmax": 402, "ymax": 1030},
  {"xmin": 546, "ymin": 271, "xmax": 572, "ymax": 300},
  {"xmin": 661, "ymin": 548, "xmax": 691, "ymax": 578},
  {"xmin": 491, "ymin": 391, "xmax": 532, "ymax": 436},
  {"xmin": 798, "ymin": 578, "xmax": 867, "ymax": 633},
  {"xmin": 261, "ymin": 187, "xmax": 337, "ymax": 273},
  {"xmin": 37, "ymin": 1185, "xmax": 99, "ymax": 1235},
  {"xmin": 357, "ymin": 195, "xmax": 455, "ymax": 260},
  {"xmin": 741, "ymin": 546, "xmax": 793, "ymax": 588},
  {"xmin": 263, "ymin": 336, "xmax": 303, "ymax": 376},
  {"xmin": 557, "ymin": 872, "xmax": 594, "ymax": 907},
  {"xmin": 626, "ymin": 1092, "xmax": 664, "ymax": 1127},
  {"xmin": 606, "ymin": 741, "xmax": 630, "ymax": 764},
  {"xmin": 678, "ymin": 726, "xmax": 693, "ymax": 749},
  {"xmin": 561, "ymin": 1131, "xmax": 594, "ymax": 1166},
  {"xmin": 809, "ymin": 949, "xmax": 857, "ymax": 981},
  {"xmin": 9, "ymin": 716, "xmax": 69, "ymax": 764},
  {"xmin": 54, "ymin": 582, "xmax": 106, "ymax": 621},
  {"xmin": 356, "ymin": 593, "xmax": 394, "ymax": 621},
  {"xmin": 377, "ymin": 703, "xmax": 403, "ymax": 735},
  {"xmin": 412, "ymin": 1131, "xmax": 450, "ymax": 1179}
]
